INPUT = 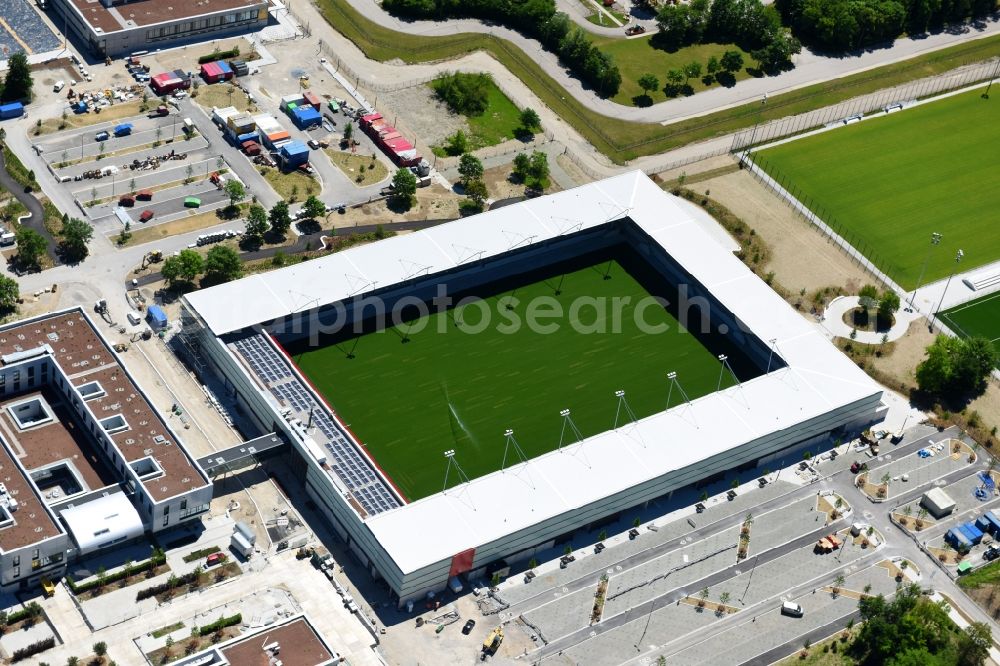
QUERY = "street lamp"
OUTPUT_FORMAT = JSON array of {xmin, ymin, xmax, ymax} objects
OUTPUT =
[
  {"xmin": 909, "ymin": 231, "xmax": 942, "ymax": 312},
  {"xmin": 930, "ymin": 249, "xmax": 964, "ymax": 327}
]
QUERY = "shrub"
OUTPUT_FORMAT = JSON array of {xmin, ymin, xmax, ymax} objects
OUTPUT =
[
  {"xmin": 11, "ymin": 637, "xmax": 55, "ymax": 662},
  {"xmin": 198, "ymin": 613, "xmax": 242, "ymax": 636},
  {"xmin": 197, "ymin": 47, "xmax": 239, "ymax": 64},
  {"xmin": 136, "ymin": 570, "xmax": 200, "ymax": 601}
]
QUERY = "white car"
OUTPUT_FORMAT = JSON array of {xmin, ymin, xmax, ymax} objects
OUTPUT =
[
  {"xmin": 173, "ymin": 91, "xmax": 188, "ymax": 99},
  {"xmin": 781, "ymin": 601, "xmax": 803, "ymax": 617}
]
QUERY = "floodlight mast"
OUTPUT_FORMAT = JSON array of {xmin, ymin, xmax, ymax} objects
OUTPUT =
[
  {"xmin": 613, "ymin": 390, "xmax": 638, "ymax": 429},
  {"xmin": 717, "ymin": 354, "xmax": 741, "ymax": 391},
  {"xmin": 665, "ymin": 371, "xmax": 691, "ymax": 410},
  {"xmin": 909, "ymin": 232, "xmax": 942, "ymax": 313},
  {"xmin": 442, "ymin": 449, "xmax": 471, "ymax": 492},
  {"xmin": 558, "ymin": 409, "xmax": 583, "ymax": 450},
  {"xmin": 501, "ymin": 428, "xmax": 530, "ymax": 471},
  {"xmin": 766, "ymin": 338, "xmax": 779, "ymax": 374},
  {"xmin": 930, "ymin": 248, "xmax": 964, "ymax": 327}
]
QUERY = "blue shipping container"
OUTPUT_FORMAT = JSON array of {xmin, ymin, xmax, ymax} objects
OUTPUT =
[
  {"xmin": 0, "ymin": 102, "xmax": 24, "ymax": 119},
  {"xmin": 146, "ymin": 305, "xmax": 168, "ymax": 328},
  {"xmin": 966, "ymin": 523, "xmax": 984, "ymax": 544},
  {"xmin": 293, "ymin": 107, "xmax": 321, "ymax": 129},
  {"xmin": 985, "ymin": 512, "xmax": 1000, "ymax": 536},
  {"xmin": 237, "ymin": 131, "xmax": 258, "ymax": 144},
  {"xmin": 217, "ymin": 61, "xmax": 233, "ymax": 76},
  {"xmin": 947, "ymin": 528, "xmax": 972, "ymax": 549},
  {"xmin": 977, "ymin": 516, "xmax": 992, "ymax": 533}
]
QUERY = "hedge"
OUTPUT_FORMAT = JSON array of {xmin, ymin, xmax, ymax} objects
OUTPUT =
[
  {"xmin": 6, "ymin": 602, "xmax": 42, "ymax": 625},
  {"xmin": 11, "ymin": 637, "xmax": 55, "ymax": 662},
  {"xmin": 198, "ymin": 613, "xmax": 242, "ymax": 636},
  {"xmin": 67, "ymin": 550, "xmax": 166, "ymax": 595},
  {"xmin": 197, "ymin": 47, "xmax": 240, "ymax": 64},
  {"xmin": 183, "ymin": 545, "xmax": 221, "ymax": 563},
  {"xmin": 135, "ymin": 570, "xmax": 199, "ymax": 601}
]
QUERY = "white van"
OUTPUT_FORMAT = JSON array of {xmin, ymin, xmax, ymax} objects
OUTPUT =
[
  {"xmin": 53, "ymin": 80, "xmax": 65, "ymax": 92},
  {"xmin": 780, "ymin": 601, "xmax": 804, "ymax": 617},
  {"xmin": 127, "ymin": 312, "xmax": 141, "ymax": 326},
  {"xmin": 0, "ymin": 233, "xmax": 15, "ymax": 247}
]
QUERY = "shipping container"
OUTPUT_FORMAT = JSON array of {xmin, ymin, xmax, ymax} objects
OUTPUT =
[
  {"xmin": 0, "ymin": 102, "xmax": 25, "ymax": 119},
  {"xmin": 292, "ymin": 107, "xmax": 321, "ymax": 129},
  {"xmin": 302, "ymin": 90, "xmax": 321, "ymax": 110}
]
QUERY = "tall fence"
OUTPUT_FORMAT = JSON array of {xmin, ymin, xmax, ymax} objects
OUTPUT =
[
  {"xmin": 730, "ymin": 57, "xmax": 1000, "ymax": 153},
  {"xmin": 742, "ymin": 151, "xmax": 901, "ymax": 294}
]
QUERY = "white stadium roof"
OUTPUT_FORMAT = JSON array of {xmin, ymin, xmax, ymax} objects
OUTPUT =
[{"xmin": 186, "ymin": 171, "xmax": 883, "ymax": 574}]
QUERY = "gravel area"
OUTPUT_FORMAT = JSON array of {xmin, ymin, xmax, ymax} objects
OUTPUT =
[{"xmin": 377, "ymin": 84, "xmax": 469, "ymax": 147}]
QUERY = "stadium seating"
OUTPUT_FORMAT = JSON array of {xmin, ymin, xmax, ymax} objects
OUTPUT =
[{"xmin": 230, "ymin": 332, "xmax": 400, "ymax": 516}]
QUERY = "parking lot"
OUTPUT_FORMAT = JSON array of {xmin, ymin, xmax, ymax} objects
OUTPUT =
[
  {"xmin": 36, "ymin": 112, "xmax": 192, "ymax": 164},
  {"xmin": 860, "ymin": 437, "xmax": 974, "ymax": 500}
]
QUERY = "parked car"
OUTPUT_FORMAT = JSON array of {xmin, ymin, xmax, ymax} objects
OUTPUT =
[
  {"xmin": 781, "ymin": 601, "xmax": 804, "ymax": 617},
  {"xmin": 173, "ymin": 91, "xmax": 188, "ymax": 99},
  {"xmin": 95, "ymin": 131, "xmax": 109, "ymax": 142},
  {"xmin": 139, "ymin": 209, "xmax": 154, "ymax": 222},
  {"xmin": 985, "ymin": 546, "xmax": 1000, "ymax": 562},
  {"xmin": 625, "ymin": 25, "xmax": 646, "ymax": 36},
  {"xmin": 307, "ymin": 139, "xmax": 321, "ymax": 150},
  {"xmin": 462, "ymin": 619, "xmax": 476, "ymax": 635},
  {"xmin": 205, "ymin": 552, "xmax": 226, "ymax": 566}
]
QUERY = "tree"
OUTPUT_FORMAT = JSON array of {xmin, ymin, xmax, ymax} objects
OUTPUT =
[
  {"xmin": 512, "ymin": 152, "xmax": 531, "ymax": 180},
  {"xmin": 390, "ymin": 167, "xmax": 418, "ymax": 210},
  {"xmin": 878, "ymin": 289, "xmax": 901, "ymax": 322},
  {"xmin": 66, "ymin": 657, "xmax": 79, "ymax": 666},
  {"xmin": 15, "ymin": 227, "xmax": 46, "ymax": 268},
  {"xmin": 269, "ymin": 200, "xmax": 291, "ymax": 236},
  {"xmin": 958, "ymin": 622, "xmax": 991, "ymax": 666},
  {"xmin": 916, "ymin": 335, "xmax": 998, "ymax": 399},
  {"xmin": 463, "ymin": 179, "xmax": 489, "ymax": 212},
  {"xmin": 204, "ymin": 246, "xmax": 243, "ymax": 284},
  {"xmin": 833, "ymin": 573, "xmax": 845, "ymax": 593},
  {"xmin": 526, "ymin": 151, "xmax": 550, "ymax": 190},
  {"xmin": 520, "ymin": 107, "xmax": 542, "ymax": 132},
  {"xmin": 458, "ymin": 153, "xmax": 484, "ymax": 187},
  {"xmin": 342, "ymin": 121, "xmax": 354, "ymax": 146},
  {"xmin": 664, "ymin": 68, "xmax": 685, "ymax": 96},
  {"xmin": 683, "ymin": 61, "xmax": 703, "ymax": 84},
  {"xmin": 93, "ymin": 641, "xmax": 107, "ymax": 656},
  {"xmin": 719, "ymin": 591, "xmax": 731, "ymax": 606},
  {"xmin": 60, "ymin": 217, "xmax": 94, "ymax": 261},
  {"xmin": 244, "ymin": 204, "xmax": 268, "ymax": 243},
  {"xmin": 656, "ymin": 3, "xmax": 708, "ymax": 49},
  {"xmin": 858, "ymin": 283, "xmax": 879, "ymax": 319},
  {"xmin": 302, "ymin": 195, "xmax": 326, "ymax": 220},
  {"xmin": 721, "ymin": 50, "xmax": 744, "ymax": 73},
  {"xmin": 0, "ymin": 275, "xmax": 18, "ymax": 312},
  {"xmin": 223, "ymin": 179, "xmax": 246, "ymax": 209},
  {"xmin": 2, "ymin": 52, "xmax": 33, "ymax": 103},
  {"xmin": 707, "ymin": 55, "xmax": 720, "ymax": 75},
  {"xmin": 161, "ymin": 249, "xmax": 204, "ymax": 285},
  {"xmin": 432, "ymin": 72, "xmax": 492, "ymax": 116},
  {"xmin": 444, "ymin": 129, "xmax": 469, "ymax": 156},
  {"xmin": 637, "ymin": 73, "xmax": 660, "ymax": 100}
]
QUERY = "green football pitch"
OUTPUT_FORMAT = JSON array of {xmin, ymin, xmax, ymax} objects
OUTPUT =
[
  {"xmin": 939, "ymin": 292, "xmax": 1000, "ymax": 357},
  {"xmin": 287, "ymin": 249, "xmax": 746, "ymax": 501},
  {"xmin": 756, "ymin": 90, "xmax": 1000, "ymax": 290}
]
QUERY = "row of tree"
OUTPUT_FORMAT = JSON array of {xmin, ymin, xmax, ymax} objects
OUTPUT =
[
  {"xmin": 383, "ymin": 1, "xmax": 622, "ymax": 96},
  {"xmin": 161, "ymin": 245, "xmax": 243, "ymax": 287},
  {"xmin": 776, "ymin": 0, "xmax": 998, "ymax": 52},
  {"xmin": 656, "ymin": 0, "xmax": 801, "ymax": 73},
  {"xmin": 637, "ymin": 51, "xmax": 746, "ymax": 100}
]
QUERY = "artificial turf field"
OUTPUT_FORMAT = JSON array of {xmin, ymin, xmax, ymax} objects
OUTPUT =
[
  {"xmin": 939, "ymin": 292, "xmax": 1000, "ymax": 357},
  {"xmin": 756, "ymin": 90, "xmax": 1000, "ymax": 290},
  {"xmin": 288, "ymin": 249, "xmax": 743, "ymax": 501}
]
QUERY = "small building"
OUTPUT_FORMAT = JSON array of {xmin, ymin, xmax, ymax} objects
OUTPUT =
[
  {"xmin": 262, "ymin": 130, "xmax": 291, "ymax": 150},
  {"xmin": 146, "ymin": 305, "xmax": 168, "ymax": 329},
  {"xmin": 200, "ymin": 61, "xmax": 227, "ymax": 84},
  {"xmin": 216, "ymin": 60, "xmax": 234, "ymax": 81},
  {"xmin": 212, "ymin": 106, "xmax": 240, "ymax": 129},
  {"xmin": 280, "ymin": 93, "xmax": 305, "ymax": 111},
  {"xmin": 150, "ymin": 71, "xmax": 191, "ymax": 96},
  {"xmin": 0, "ymin": 102, "xmax": 24, "ymax": 120},
  {"xmin": 921, "ymin": 487, "xmax": 956, "ymax": 519}
]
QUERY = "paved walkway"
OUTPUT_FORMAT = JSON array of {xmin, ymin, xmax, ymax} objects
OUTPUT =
[{"xmin": 822, "ymin": 296, "xmax": 922, "ymax": 343}]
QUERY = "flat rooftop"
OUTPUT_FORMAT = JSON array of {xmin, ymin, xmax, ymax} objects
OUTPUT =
[
  {"xmin": 65, "ymin": 0, "xmax": 266, "ymax": 35},
  {"xmin": 0, "ymin": 311, "xmax": 207, "ymax": 502},
  {"xmin": 219, "ymin": 617, "xmax": 333, "ymax": 666},
  {"xmin": 0, "ymin": 432, "xmax": 62, "ymax": 552},
  {"xmin": 187, "ymin": 172, "xmax": 884, "ymax": 575}
]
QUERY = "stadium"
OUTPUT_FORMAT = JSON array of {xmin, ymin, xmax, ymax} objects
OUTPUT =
[{"xmin": 180, "ymin": 172, "xmax": 886, "ymax": 607}]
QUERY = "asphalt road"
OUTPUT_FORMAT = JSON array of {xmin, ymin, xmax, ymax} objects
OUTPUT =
[
  {"xmin": 38, "ymin": 112, "xmax": 182, "ymax": 158},
  {"xmin": 741, "ymin": 609, "xmax": 863, "ymax": 666},
  {"xmin": 53, "ymin": 136, "xmax": 210, "ymax": 180},
  {"xmin": 0, "ymin": 146, "xmax": 58, "ymax": 265}
]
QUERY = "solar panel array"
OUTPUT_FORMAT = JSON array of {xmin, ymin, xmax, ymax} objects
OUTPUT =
[
  {"xmin": 232, "ymin": 334, "xmax": 291, "ymax": 384},
  {"xmin": 230, "ymin": 333, "xmax": 400, "ymax": 516}
]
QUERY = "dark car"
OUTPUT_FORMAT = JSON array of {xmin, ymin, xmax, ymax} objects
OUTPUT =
[
  {"xmin": 985, "ymin": 546, "xmax": 1000, "ymax": 561},
  {"xmin": 625, "ymin": 25, "xmax": 646, "ymax": 36},
  {"xmin": 462, "ymin": 619, "xmax": 476, "ymax": 634}
]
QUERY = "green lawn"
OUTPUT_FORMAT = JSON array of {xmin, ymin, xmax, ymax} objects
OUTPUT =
[
  {"xmin": 756, "ymin": 90, "xmax": 1000, "ymax": 289},
  {"xmin": 316, "ymin": 0, "xmax": 1000, "ymax": 163},
  {"xmin": 288, "ymin": 248, "xmax": 740, "ymax": 500},
  {"xmin": 431, "ymin": 78, "xmax": 523, "ymax": 153},
  {"xmin": 593, "ymin": 37, "xmax": 752, "ymax": 106},
  {"xmin": 940, "ymin": 292, "xmax": 1000, "ymax": 356}
]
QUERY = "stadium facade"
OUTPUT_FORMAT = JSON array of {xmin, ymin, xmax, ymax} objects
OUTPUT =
[{"xmin": 181, "ymin": 172, "xmax": 885, "ymax": 607}]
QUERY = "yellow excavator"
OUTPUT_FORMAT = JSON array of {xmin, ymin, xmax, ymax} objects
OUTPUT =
[{"xmin": 481, "ymin": 626, "xmax": 503, "ymax": 660}]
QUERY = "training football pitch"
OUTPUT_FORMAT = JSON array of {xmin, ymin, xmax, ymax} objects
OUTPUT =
[
  {"xmin": 756, "ymin": 89, "xmax": 1000, "ymax": 290},
  {"xmin": 939, "ymin": 292, "xmax": 1000, "ymax": 357},
  {"xmin": 288, "ymin": 251, "xmax": 740, "ymax": 501}
]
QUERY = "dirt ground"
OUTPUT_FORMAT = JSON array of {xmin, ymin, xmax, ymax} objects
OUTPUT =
[
  {"xmin": 865, "ymin": 319, "xmax": 935, "ymax": 390},
  {"xmin": 376, "ymin": 83, "xmax": 468, "ymax": 149},
  {"xmin": 153, "ymin": 37, "xmax": 248, "ymax": 73},
  {"xmin": 555, "ymin": 153, "xmax": 592, "ymax": 187},
  {"xmin": 328, "ymin": 183, "xmax": 462, "ymax": 229},
  {"xmin": 655, "ymin": 153, "xmax": 738, "ymax": 183},
  {"xmin": 700, "ymin": 169, "xmax": 872, "ymax": 295}
]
